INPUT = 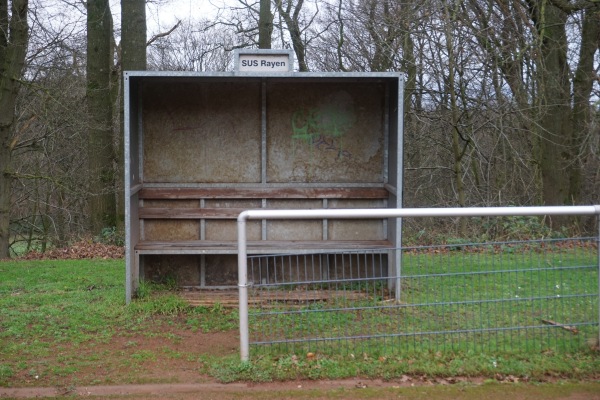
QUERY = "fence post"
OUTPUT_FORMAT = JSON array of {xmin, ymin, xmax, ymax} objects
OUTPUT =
[
  {"xmin": 394, "ymin": 249, "xmax": 401, "ymax": 301},
  {"xmin": 237, "ymin": 212, "xmax": 250, "ymax": 362}
]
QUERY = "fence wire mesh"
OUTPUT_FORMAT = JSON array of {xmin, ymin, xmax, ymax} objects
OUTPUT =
[{"xmin": 246, "ymin": 238, "xmax": 598, "ymax": 356}]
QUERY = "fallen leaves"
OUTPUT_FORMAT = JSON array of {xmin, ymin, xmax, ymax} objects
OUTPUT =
[{"xmin": 19, "ymin": 241, "xmax": 124, "ymax": 260}]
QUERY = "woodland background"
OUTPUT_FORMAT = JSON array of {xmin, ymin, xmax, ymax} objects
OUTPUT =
[{"xmin": 1, "ymin": 0, "xmax": 599, "ymax": 258}]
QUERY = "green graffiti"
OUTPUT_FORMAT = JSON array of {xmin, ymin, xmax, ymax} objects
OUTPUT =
[
  {"xmin": 291, "ymin": 108, "xmax": 320, "ymax": 144},
  {"xmin": 291, "ymin": 97, "xmax": 356, "ymax": 160}
]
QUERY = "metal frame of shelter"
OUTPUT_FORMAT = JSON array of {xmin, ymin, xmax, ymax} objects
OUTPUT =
[{"xmin": 124, "ymin": 68, "xmax": 404, "ymax": 303}]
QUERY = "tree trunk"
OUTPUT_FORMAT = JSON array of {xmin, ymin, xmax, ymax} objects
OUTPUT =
[
  {"xmin": 121, "ymin": 0, "xmax": 146, "ymax": 71},
  {"xmin": 87, "ymin": 0, "xmax": 116, "ymax": 234},
  {"xmin": 258, "ymin": 0, "xmax": 272, "ymax": 49},
  {"xmin": 0, "ymin": 0, "xmax": 29, "ymax": 258},
  {"xmin": 442, "ymin": 0, "xmax": 467, "ymax": 233},
  {"xmin": 570, "ymin": 7, "xmax": 599, "ymax": 204},
  {"xmin": 118, "ymin": 0, "xmax": 146, "ymax": 229},
  {"xmin": 0, "ymin": 137, "xmax": 13, "ymax": 258},
  {"xmin": 535, "ymin": 2, "xmax": 571, "ymax": 207},
  {"xmin": 400, "ymin": 17, "xmax": 416, "ymax": 116}
]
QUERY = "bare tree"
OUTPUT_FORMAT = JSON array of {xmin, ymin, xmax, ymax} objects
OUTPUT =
[
  {"xmin": 221, "ymin": 0, "xmax": 263, "ymax": 48},
  {"xmin": 87, "ymin": 0, "xmax": 116, "ymax": 234},
  {"xmin": 0, "ymin": 0, "xmax": 29, "ymax": 258},
  {"xmin": 218, "ymin": 0, "xmax": 320, "ymax": 71},
  {"xmin": 3, "ymin": 1, "xmax": 98, "ymax": 254},
  {"xmin": 11, "ymin": 69, "xmax": 89, "ymax": 251},
  {"xmin": 466, "ymin": 0, "xmax": 600, "ymax": 211}
]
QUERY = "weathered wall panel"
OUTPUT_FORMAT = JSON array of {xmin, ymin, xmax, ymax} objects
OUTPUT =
[
  {"xmin": 142, "ymin": 255, "xmax": 201, "ymax": 285},
  {"xmin": 205, "ymin": 199, "xmax": 262, "ymax": 240},
  {"xmin": 204, "ymin": 255, "xmax": 238, "ymax": 285},
  {"xmin": 205, "ymin": 220, "xmax": 261, "ymax": 241},
  {"xmin": 266, "ymin": 200, "xmax": 322, "ymax": 240},
  {"xmin": 142, "ymin": 81, "xmax": 262, "ymax": 183},
  {"xmin": 143, "ymin": 200, "xmax": 200, "ymax": 241},
  {"xmin": 327, "ymin": 199, "xmax": 386, "ymax": 240},
  {"xmin": 266, "ymin": 82, "xmax": 385, "ymax": 183}
]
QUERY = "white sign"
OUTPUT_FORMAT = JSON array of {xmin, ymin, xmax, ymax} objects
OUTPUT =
[{"xmin": 235, "ymin": 50, "xmax": 293, "ymax": 73}]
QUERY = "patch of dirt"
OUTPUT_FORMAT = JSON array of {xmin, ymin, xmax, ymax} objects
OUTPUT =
[
  {"xmin": 81, "ymin": 326, "xmax": 239, "ymax": 383},
  {"xmin": 7, "ymin": 316, "xmax": 238, "ymax": 389}
]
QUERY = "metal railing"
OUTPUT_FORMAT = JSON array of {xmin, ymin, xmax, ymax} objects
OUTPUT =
[{"xmin": 237, "ymin": 206, "xmax": 600, "ymax": 361}]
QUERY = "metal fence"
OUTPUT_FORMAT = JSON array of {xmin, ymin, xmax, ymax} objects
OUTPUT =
[{"xmin": 237, "ymin": 206, "xmax": 600, "ymax": 361}]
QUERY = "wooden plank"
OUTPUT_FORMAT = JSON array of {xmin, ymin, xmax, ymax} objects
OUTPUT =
[
  {"xmin": 136, "ymin": 240, "xmax": 237, "ymax": 251},
  {"xmin": 139, "ymin": 187, "xmax": 389, "ymax": 200},
  {"xmin": 138, "ymin": 207, "xmax": 390, "ymax": 220},
  {"xmin": 139, "ymin": 207, "xmax": 245, "ymax": 219},
  {"xmin": 135, "ymin": 240, "xmax": 393, "ymax": 252}
]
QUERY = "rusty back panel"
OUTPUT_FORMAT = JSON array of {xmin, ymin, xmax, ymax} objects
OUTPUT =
[
  {"xmin": 205, "ymin": 199, "xmax": 262, "ymax": 241},
  {"xmin": 142, "ymin": 81, "xmax": 262, "ymax": 183},
  {"xmin": 204, "ymin": 255, "xmax": 240, "ymax": 285},
  {"xmin": 266, "ymin": 199, "xmax": 323, "ymax": 240},
  {"xmin": 143, "ymin": 200, "xmax": 199, "ymax": 241},
  {"xmin": 266, "ymin": 81, "xmax": 385, "ymax": 183},
  {"xmin": 327, "ymin": 199, "xmax": 386, "ymax": 240},
  {"xmin": 142, "ymin": 254, "xmax": 201, "ymax": 285}
]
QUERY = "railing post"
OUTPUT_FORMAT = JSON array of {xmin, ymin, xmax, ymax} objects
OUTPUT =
[
  {"xmin": 394, "ymin": 248, "xmax": 401, "ymax": 301},
  {"xmin": 237, "ymin": 212, "xmax": 250, "ymax": 362}
]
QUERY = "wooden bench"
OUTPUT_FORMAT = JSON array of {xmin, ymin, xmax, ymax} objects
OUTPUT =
[
  {"xmin": 130, "ymin": 185, "xmax": 398, "ymax": 291},
  {"xmin": 135, "ymin": 186, "xmax": 394, "ymax": 256}
]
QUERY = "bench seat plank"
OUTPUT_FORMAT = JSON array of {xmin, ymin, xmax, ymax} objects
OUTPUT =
[
  {"xmin": 135, "ymin": 240, "xmax": 394, "ymax": 255},
  {"xmin": 139, "ymin": 187, "xmax": 389, "ymax": 200},
  {"xmin": 139, "ymin": 207, "xmax": 378, "ymax": 219}
]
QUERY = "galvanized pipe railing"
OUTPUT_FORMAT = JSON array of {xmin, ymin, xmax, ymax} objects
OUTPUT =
[{"xmin": 237, "ymin": 205, "xmax": 600, "ymax": 361}]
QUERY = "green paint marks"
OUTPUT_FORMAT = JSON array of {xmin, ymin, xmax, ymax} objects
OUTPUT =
[{"xmin": 291, "ymin": 92, "xmax": 356, "ymax": 160}]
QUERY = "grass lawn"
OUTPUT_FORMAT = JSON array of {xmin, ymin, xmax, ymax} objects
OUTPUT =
[{"xmin": 0, "ymin": 256, "xmax": 598, "ymax": 388}]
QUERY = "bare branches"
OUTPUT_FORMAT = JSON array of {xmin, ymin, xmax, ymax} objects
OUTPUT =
[
  {"xmin": 276, "ymin": 0, "xmax": 312, "ymax": 70},
  {"xmin": 146, "ymin": 19, "xmax": 181, "ymax": 47},
  {"xmin": 147, "ymin": 19, "xmax": 235, "ymax": 71}
]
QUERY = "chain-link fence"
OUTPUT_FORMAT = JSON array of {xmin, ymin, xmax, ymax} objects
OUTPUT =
[{"xmin": 247, "ymin": 238, "xmax": 598, "ymax": 356}]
